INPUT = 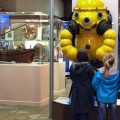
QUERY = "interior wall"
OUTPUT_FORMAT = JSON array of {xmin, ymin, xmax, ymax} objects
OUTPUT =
[
  {"xmin": 64, "ymin": 1, "xmax": 72, "ymax": 17},
  {"xmin": 54, "ymin": 0, "xmax": 64, "ymax": 17},
  {"xmin": 0, "ymin": 0, "xmax": 16, "ymax": 11},
  {"xmin": 0, "ymin": 0, "xmax": 64, "ymax": 17},
  {"xmin": 72, "ymin": 0, "xmax": 118, "ymax": 68}
]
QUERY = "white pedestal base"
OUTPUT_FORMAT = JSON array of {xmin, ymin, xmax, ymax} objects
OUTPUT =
[{"xmin": 0, "ymin": 64, "xmax": 49, "ymax": 106}]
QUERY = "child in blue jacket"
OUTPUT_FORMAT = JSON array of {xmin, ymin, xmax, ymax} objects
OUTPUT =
[{"xmin": 92, "ymin": 52, "xmax": 120, "ymax": 120}]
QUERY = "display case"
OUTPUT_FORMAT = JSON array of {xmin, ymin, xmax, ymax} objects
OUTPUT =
[
  {"xmin": 0, "ymin": 12, "xmax": 66, "ymax": 106},
  {"xmin": 0, "ymin": 12, "xmax": 63, "ymax": 63}
]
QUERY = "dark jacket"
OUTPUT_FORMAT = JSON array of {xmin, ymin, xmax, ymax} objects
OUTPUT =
[{"xmin": 70, "ymin": 61, "xmax": 94, "ymax": 113}]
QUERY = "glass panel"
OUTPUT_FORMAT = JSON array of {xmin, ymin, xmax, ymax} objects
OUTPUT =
[
  {"xmin": 57, "ymin": 20, "xmax": 72, "ymax": 99},
  {"xmin": 0, "ymin": 12, "xmax": 51, "ymax": 118},
  {"xmin": 0, "ymin": 12, "xmax": 51, "ymax": 63}
]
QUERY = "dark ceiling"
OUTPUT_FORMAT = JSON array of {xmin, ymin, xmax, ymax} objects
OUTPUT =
[{"xmin": 62, "ymin": 0, "xmax": 72, "ymax": 2}]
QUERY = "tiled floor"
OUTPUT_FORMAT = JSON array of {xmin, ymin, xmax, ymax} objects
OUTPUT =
[{"xmin": 0, "ymin": 78, "xmax": 72, "ymax": 120}]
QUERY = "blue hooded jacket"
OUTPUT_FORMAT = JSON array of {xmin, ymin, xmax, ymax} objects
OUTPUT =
[{"xmin": 92, "ymin": 67, "xmax": 120, "ymax": 103}]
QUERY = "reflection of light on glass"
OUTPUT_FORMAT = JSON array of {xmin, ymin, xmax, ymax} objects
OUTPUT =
[
  {"xmin": 88, "ymin": 40, "xmax": 90, "ymax": 44},
  {"xmin": 26, "ymin": 19, "xmax": 38, "ymax": 22},
  {"xmin": 25, "ymin": 40, "xmax": 37, "ymax": 49}
]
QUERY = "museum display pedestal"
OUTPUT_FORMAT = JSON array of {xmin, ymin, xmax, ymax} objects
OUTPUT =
[
  {"xmin": 0, "ymin": 64, "xmax": 49, "ymax": 106},
  {"xmin": 43, "ymin": 62, "xmax": 66, "ymax": 95},
  {"xmin": 53, "ymin": 62, "xmax": 66, "ymax": 95},
  {"xmin": 52, "ymin": 97, "xmax": 120, "ymax": 120}
]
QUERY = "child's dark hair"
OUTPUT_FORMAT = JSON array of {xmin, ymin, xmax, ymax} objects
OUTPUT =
[
  {"xmin": 76, "ymin": 48, "xmax": 90, "ymax": 62},
  {"xmin": 103, "ymin": 52, "xmax": 115, "ymax": 78}
]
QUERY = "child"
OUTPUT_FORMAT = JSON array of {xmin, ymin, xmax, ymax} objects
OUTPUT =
[{"xmin": 92, "ymin": 52, "xmax": 120, "ymax": 120}]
